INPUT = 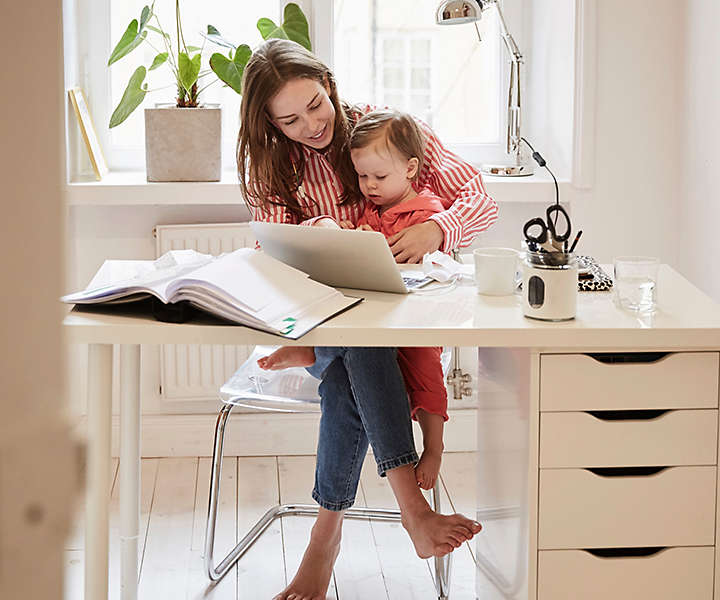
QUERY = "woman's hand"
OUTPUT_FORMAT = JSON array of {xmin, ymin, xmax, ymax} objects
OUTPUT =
[
  {"xmin": 387, "ymin": 221, "xmax": 444, "ymax": 264},
  {"xmin": 338, "ymin": 220, "xmax": 356, "ymax": 229}
]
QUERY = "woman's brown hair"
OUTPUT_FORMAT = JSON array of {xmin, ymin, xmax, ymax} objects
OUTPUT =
[
  {"xmin": 237, "ymin": 39, "xmax": 362, "ymax": 220},
  {"xmin": 349, "ymin": 110, "xmax": 426, "ymax": 181}
]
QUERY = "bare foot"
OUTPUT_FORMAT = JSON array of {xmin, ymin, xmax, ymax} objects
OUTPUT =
[
  {"xmin": 415, "ymin": 448, "xmax": 442, "ymax": 490},
  {"xmin": 258, "ymin": 346, "xmax": 316, "ymax": 370},
  {"xmin": 401, "ymin": 508, "xmax": 482, "ymax": 559},
  {"xmin": 272, "ymin": 529, "xmax": 341, "ymax": 600}
]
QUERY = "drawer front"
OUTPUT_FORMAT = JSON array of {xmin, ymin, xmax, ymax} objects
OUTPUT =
[
  {"xmin": 538, "ymin": 547, "xmax": 714, "ymax": 600},
  {"xmin": 540, "ymin": 352, "xmax": 719, "ymax": 411},
  {"xmin": 538, "ymin": 466, "xmax": 716, "ymax": 549},
  {"xmin": 539, "ymin": 409, "xmax": 718, "ymax": 468}
]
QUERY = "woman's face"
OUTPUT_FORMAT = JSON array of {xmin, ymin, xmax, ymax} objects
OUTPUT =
[{"xmin": 268, "ymin": 78, "xmax": 336, "ymax": 149}]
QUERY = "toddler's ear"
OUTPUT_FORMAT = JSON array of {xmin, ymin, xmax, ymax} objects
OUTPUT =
[{"xmin": 406, "ymin": 157, "xmax": 419, "ymax": 180}]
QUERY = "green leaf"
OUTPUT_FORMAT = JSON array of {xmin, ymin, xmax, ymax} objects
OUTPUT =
[
  {"xmin": 186, "ymin": 45, "xmax": 202, "ymax": 54},
  {"xmin": 149, "ymin": 52, "xmax": 168, "ymax": 70},
  {"xmin": 146, "ymin": 25, "xmax": 170, "ymax": 39},
  {"xmin": 201, "ymin": 24, "xmax": 236, "ymax": 49},
  {"xmin": 108, "ymin": 20, "xmax": 148, "ymax": 65},
  {"xmin": 257, "ymin": 4, "xmax": 311, "ymax": 50},
  {"xmin": 256, "ymin": 17, "xmax": 285, "ymax": 41},
  {"xmin": 178, "ymin": 52, "xmax": 201, "ymax": 94},
  {"xmin": 139, "ymin": 5, "xmax": 152, "ymax": 32},
  {"xmin": 209, "ymin": 44, "xmax": 251, "ymax": 95},
  {"xmin": 282, "ymin": 3, "xmax": 311, "ymax": 50},
  {"xmin": 109, "ymin": 66, "xmax": 147, "ymax": 128}
]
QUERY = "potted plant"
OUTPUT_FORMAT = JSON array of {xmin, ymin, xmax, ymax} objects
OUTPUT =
[{"xmin": 108, "ymin": 2, "xmax": 310, "ymax": 182}]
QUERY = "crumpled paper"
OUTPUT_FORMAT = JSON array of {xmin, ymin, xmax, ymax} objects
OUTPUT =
[{"xmin": 422, "ymin": 251, "xmax": 465, "ymax": 282}]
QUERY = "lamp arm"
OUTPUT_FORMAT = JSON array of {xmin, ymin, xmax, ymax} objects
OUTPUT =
[
  {"xmin": 489, "ymin": 1, "xmax": 524, "ymax": 158},
  {"xmin": 494, "ymin": 3, "xmax": 523, "ymax": 62}
]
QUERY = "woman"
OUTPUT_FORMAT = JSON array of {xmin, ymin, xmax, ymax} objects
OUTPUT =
[{"xmin": 238, "ymin": 39, "xmax": 497, "ymax": 600}]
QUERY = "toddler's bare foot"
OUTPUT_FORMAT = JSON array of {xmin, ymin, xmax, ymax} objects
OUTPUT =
[
  {"xmin": 401, "ymin": 508, "xmax": 481, "ymax": 559},
  {"xmin": 415, "ymin": 448, "xmax": 442, "ymax": 490},
  {"xmin": 272, "ymin": 527, "xmax": 340, "ymax": 600},
  {"xmin": 257, "ymin": 346, "xmax": 316, "ymax": 370}
]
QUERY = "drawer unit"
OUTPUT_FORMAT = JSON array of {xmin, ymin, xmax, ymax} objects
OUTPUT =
[
  {"xmin": 538, "ymin": 466, "xmax": 716, "ymax": 549},
  {"xmin": 534, "ymin": 350, "xmax": 720, "ymax": 599},
  {"xmin": 540, "ymin": 352, "xmax": 719, "ymax": 411},
  {"xmin": 537, "ymin": 547, "xmax": 715, "ymax": 600},
  {"xmin": 539, "ymin": 409, "xmax": 718, "ymax": 468}
]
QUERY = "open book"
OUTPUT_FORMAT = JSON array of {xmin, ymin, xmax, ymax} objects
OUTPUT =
[{"xmin": 61, "ymin": 248, "xmax": 362, "ymax": 339}]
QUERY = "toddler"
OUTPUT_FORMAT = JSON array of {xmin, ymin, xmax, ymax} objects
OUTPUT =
[{"xmin": 258, "ymin": 109, "xmax": 449, "ymax": 490}]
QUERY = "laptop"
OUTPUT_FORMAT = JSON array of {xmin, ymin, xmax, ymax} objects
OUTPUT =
[{"xmin": 250, "ymin": 221, "xmax": 434, "ymax": 294}]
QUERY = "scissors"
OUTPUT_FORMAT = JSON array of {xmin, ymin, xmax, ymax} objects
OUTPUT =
[{"xmin": 523, "ymin": 204, "xmax": 572, "ymax": 253}]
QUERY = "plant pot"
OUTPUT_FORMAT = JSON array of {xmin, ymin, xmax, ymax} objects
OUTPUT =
[{"xmin": 144, "ymin": 105, "xmax": 221, "ymax": 182}]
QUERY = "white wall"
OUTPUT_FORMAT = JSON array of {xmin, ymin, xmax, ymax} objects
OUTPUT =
[
  {"xmin": 571, "ymin": 0, "xmax": 684, "ymax": 266},
  {"xmin": 677, "ymin": 0, "xmax": 720, "ymax": 302}
]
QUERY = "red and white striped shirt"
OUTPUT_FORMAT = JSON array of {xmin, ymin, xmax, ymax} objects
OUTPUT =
[{"xmin": 245, "ymin": 105, "xmax": 498, "ymax": 252}]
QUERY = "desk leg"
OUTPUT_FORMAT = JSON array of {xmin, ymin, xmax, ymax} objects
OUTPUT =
[
  {"xmin": 86, "ymin": 343, "xmax": 113, "ymax": 600},
  {"xmin": 119, "ymin": 344, "xmax": 141, "ymax": 600},
  {"xmin": 475, "ymin": 348, "xmax": 534, "ymax": 600}
]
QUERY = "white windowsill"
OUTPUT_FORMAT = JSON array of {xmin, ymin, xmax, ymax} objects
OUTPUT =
[{"xmin": 65, "ymin": 168, "xmax": 569, "ymax": 207}]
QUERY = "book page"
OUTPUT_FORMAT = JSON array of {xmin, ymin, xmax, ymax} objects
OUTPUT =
[
  {"xmin": 62, "ymin": 251, "xmax": 213, "ymax": 304},
  {"xmin": 167, "ymin": 249, "xmax": 326, "ymax": 314}
]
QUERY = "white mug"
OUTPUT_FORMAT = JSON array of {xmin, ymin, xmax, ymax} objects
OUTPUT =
[{"xmin": 473, "ymin": 248, "xmax": 520, "ymax": 296}]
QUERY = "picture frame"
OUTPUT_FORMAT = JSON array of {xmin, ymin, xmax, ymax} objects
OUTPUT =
[{"xmin": 68, "ymin": 87, "xmax": 109, "ymax": 180}]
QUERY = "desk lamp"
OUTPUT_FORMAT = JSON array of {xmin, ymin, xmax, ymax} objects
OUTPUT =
[{"xmin": 436, "ymin": 0, "xmax": 533, "ymax": 176}]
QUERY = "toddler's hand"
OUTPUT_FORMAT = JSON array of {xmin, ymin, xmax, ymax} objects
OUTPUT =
[
  {"xmin": 338, "ymin": 220, "xmax": 355, "ymax": 229},
  {"xmin": 356, "ymin": 224, "xmax": 374, "ymax": 231},
  {"xmin": 313, "ymin": 217, "xmax": 341, "ymax": 229}
]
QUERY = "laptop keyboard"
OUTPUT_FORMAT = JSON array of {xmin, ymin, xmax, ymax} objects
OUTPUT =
[{"xmin": 402, "ymin": 275, "xmax": 434, "ymax": 290}]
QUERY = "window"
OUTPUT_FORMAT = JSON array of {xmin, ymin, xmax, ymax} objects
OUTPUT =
[
  {"xmin": 333, "ymin": 0, "xmax": 503, "ymax": 157},
  {"xmin": 378, "ymin": 36, "xmax": 433, "ymax": 120},
  {"xmin": 68, "ymin": 0, "xmax": 512, "ymax": 174}
]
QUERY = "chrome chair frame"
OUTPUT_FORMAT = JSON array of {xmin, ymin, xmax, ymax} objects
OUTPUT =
[{"xmin": 204, "ymin": 400, "xmax": 452, "ymax": 600}]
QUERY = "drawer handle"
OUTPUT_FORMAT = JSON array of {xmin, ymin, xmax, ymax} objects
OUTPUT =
[
  {"xmin": 583, "ymin": 547, "xmax": 667, "ymax": 558},
  {"xmin": 586, "ymin": 409, "xmax": 670, "ymax": 421},
  {"xmin": 586, "ymin": 466, "xmax": 668, "ymax": 477},
  {"xmin": 587, "ymin": 352, "xmax": 670, "ymax": 364}
]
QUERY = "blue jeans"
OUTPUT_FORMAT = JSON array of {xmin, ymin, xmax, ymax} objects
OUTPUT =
[{"xmin": 306, "ymin": 347, "xmax": 418, "ymax": 511}]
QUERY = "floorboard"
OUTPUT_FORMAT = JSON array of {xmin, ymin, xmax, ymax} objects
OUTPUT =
[{"xmin": 64, "ymin": 452, "xmax": 481, "ymax": 600}]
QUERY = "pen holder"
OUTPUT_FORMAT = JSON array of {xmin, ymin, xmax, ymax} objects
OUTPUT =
[{"xmin": 521, "ymin": 252, "xmax": 577, "ymax": 321}]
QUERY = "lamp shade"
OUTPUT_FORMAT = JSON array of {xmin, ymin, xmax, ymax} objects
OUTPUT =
[{"xmin": 435, "ymin": 0, "xmax": 482, "ymax": 25}]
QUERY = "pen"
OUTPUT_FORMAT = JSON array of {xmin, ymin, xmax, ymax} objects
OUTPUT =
[{"xmin": 568, "ymin": 230, "xmax": 583, "ymax": 253}]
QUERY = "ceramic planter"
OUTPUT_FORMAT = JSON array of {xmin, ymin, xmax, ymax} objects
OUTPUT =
[{"xmin": 144, "ymin": 105, "xmax": 221, "ymax": 182}]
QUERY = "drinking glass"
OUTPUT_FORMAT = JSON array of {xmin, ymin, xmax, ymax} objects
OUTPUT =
[{"xmin": 613, "ymin": 256, "xmax": 659, "ymax": 312}]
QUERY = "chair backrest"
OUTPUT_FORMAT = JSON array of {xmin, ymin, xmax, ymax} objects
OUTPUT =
[{"xmin": 221, "ymin": 346, "xmax": 452, "ymax": 413}]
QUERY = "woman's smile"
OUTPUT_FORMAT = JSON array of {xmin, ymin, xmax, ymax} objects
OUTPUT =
[{"xmin": 307, "ymin": 124, "xmax": 329, "ymax": 144}]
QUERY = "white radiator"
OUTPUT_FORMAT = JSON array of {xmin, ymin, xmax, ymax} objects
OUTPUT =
[{"xmin": 154, "ymin": 223, "xmax": 256, "ymax": 401}]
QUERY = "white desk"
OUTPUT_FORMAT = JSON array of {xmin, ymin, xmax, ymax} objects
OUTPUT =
[{"xmin": 64, "ymin": 266, "xmax": 720, "ymax": 600}]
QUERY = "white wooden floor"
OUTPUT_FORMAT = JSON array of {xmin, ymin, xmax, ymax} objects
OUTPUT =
[{"xmin": 64, "ymin": 452, "xmax": 478, "ymax": 600}]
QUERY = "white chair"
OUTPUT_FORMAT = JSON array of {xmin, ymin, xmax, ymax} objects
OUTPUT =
[{"xmin": 204, "ymin": 346, "xmax": 454, "ymax": 600}]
